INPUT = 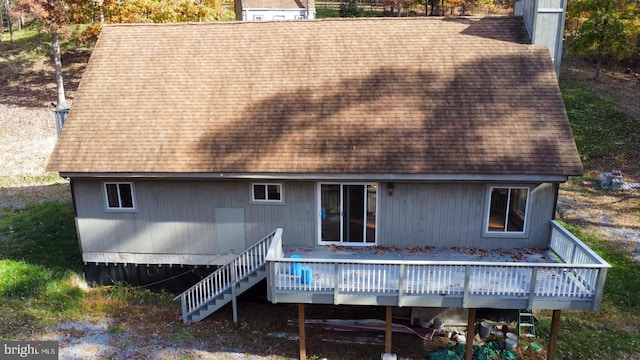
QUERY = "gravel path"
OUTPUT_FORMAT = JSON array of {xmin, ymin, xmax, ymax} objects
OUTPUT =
[
  {"xmin": 0, "ymin": 103, "xmax": 57, "ymax": 177},
  {"xmin": 41, "ymin": 318, "xmax": 289, "ymax": 360}
]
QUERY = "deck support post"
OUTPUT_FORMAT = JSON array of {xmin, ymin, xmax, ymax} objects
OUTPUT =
[
  {"xmin": 231, "ymin": 265, "xmax": 238, "ymax": 324},
  {"xmin": 547, "ymin": 309, "xmax": 562, "ymax": 360},
  {"xmin": 298, "ymin": 303, "xmax": 307, "ymax": 360},
  {"xmin": 385, "ymin": 306, "xmax": 393, "ymax": 353},
  {"xmin": 465, "ymin": 308, "xmax": 476, "ymax": 360}
]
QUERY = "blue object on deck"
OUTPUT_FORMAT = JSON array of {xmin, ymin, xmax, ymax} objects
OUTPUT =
[
  {"xmin": 300, "ymin": 266, "xmax": 313, "ymax": 284},
  {"xmin": 290, "ymin": 255, "xmax": 302, "ymax": 276}
]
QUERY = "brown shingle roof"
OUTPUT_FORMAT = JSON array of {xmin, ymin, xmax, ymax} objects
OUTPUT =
[{"xmin": 47, "ymin": 17, "xmax": 584, "ymax": 177}]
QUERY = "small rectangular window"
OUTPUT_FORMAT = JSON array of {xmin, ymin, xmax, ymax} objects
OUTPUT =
[
  {"xmin": 253, "ymin": 15, "xmax": 263, "ymax": 20},
  {"xmin": 252, "ymin": 183, "xmax": 283, "ymax": 203},
  {"xmin": 486, "ymin": 186, "xmax": 528, "ymax": 234},
  {"xmin": 104, "ymin": 182, "xmax": 136, "ymax": 211}
]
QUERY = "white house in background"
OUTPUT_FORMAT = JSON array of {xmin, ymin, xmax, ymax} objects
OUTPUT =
[{"xmin": 237, "ymin": 0, "xmax": 316, "ymax": 20}]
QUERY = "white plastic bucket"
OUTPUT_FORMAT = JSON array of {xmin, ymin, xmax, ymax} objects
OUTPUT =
[
  {"xmin": 505, "ymin": 338, "xmax": 517, "ymax": 351},
  {"xmin": 479, "ymin": 321, "xmax": 491, "ymax": 338}
]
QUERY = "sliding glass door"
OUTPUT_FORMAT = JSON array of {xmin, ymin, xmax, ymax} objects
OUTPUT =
[{"xmin": 319, "ymin": 183, "xmax": 377, "ymax": 244}]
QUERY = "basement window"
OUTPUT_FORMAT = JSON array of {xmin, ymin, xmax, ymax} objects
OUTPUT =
[
  {"xmin": 104, "ymin": 182, "xmax": 136, "ymax": 211},
  {"xmin": 251, "ymin": 183, "xmax": 283, "ymax": 204},
  {"xmin": 484, "ymin": 186, "xmax": 529, "ymax": 236}
]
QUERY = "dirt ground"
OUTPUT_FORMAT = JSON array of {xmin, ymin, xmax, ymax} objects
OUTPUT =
[{"xmin": 1, "ymin": 37, "xmax": 640, "ymax": 359}]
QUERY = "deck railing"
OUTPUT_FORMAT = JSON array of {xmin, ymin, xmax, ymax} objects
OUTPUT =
[
  {"xmin": 175, "ymin": 229, "xmax": 281, "ymax": 323},
  {"xmin": 266, "ymin": 222, "xmax": 610, "ymax": 311}
]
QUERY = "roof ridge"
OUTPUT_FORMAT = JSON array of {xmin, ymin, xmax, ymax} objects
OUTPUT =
[{"xmin": 102, "ymin": 15, "xmax": 524, "ymax": 28}]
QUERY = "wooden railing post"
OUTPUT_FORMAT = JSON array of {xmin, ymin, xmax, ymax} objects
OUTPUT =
[
  {"xmin": 592, "ymin": 267, "xmax": 608, "ymax": 311},
  {"xmin": 462, "ymin": 265, "xmax": 471, "ymax": 307},
  {"xmin": 333, "ymin": 263, "xmax": 340, "ymax": 304},
  {"xmin": 266, "ymin": 261, "xmax": 274, "ymax": 303},
  {"xmin": 398, "ymin": 264, "xmax": 405, "ymax": 306},
  {"xmin": 528, "ymin": 267, "xmax": 538, "ymax": 309}
]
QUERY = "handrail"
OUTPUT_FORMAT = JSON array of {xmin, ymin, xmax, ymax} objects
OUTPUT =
[
  {"xmin": 267, "ymin": 256, "xmax": 607, "ymax": 268},
  {"xmin": 174, "ymin": 229, "xmax": 281, "ymax": 323},
  {"xmin": 550, "ymin": 220, "xmax": 611, "ymax": 266}
]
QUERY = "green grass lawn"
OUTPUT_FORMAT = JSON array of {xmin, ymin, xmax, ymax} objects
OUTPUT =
[
  {"xmin": 0, "ymin": 202, "xmax": 172, "ymax": 338},
  {"xmin": 560, "ymin": 77, "xmax": 640, "ymax": 172}
]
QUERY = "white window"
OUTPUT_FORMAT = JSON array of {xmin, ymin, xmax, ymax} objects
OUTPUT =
[
  {"xmin": 252, "ymin": 183, "xmax": 283, "ymax": 203},
  {"xmin": 295, "ymin": 15, "xmax": 305, "ymax": 19},
  {"xmin": 253, "ymin": 15, "xmax": 263, "ymax": 20},
  {"xmin": 104, "ymin": 182, "xmax": 136, "ymax": 211},
  {"xmin": 485, "ymin": 186, "xmax": 529, "ymax": 235}
]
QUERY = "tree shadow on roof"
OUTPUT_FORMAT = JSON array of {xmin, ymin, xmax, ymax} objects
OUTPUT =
[
  {"xmin": 445, "ymin": 16, "xmax": 532, "ymax": 44},
  {"xmin": 197, "ymin": 52, "xmax": 581, "ymax": 177}
]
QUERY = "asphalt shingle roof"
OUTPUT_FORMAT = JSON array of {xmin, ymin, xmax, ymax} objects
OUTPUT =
[{"xmin": 47, "ymin": 17, "xmax": 584, "ymax": 177}]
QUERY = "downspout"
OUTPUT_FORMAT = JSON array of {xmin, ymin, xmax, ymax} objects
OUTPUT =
[
  {"xmin": 551, "ymin": 182, "xmax": 559, "ymax": 220},
  {"xmin": 306, "ymin": 0, "xmax": 310, "ymax": 19}
]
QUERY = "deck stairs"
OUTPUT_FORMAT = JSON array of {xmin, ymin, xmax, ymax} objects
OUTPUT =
[{"xmin": 174, "ymin": 229, "xmax": 280, "ymax": 324}]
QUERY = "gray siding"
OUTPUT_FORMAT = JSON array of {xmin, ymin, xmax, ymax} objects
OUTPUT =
[
  {"xmin": 378, "ymin": 182, "xmax": 557, "ymax": 249},
  {"xmin": 73, "ymin": 179, "xmax": 559, "ymax": 263},
  {"xmin": 73, "ymin": 179, "xmax": 316, "ymax": 260}
]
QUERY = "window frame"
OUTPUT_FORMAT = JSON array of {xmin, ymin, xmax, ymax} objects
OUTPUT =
[
  {"xmin": 104, "ymin": 182, "xmax": 137, "ymax": 212},
  {"xmin": 251, "ymin": 182, "xmax": 284, "ymax": 204},
  {"xmin": 483, "ymin": 185, "xmax": 530, "ymax": 238}
]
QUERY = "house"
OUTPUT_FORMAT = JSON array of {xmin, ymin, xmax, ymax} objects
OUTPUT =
[
  {"xmin": 236, "ymin": 0, "xmax": 315, "ymax": 21},
  {"xmin": 47, "ymin": 17, "xmax": 609, "ymax": 359}
]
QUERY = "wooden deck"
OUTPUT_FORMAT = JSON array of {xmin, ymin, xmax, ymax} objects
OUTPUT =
[{"xmin": 265, "ymin": 221, "xmax": 610, "ymax": 311}]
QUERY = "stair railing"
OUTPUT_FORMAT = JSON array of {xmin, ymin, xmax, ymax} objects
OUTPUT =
[{"xmin": 174, "ymin": 228, "xmax": 282, "ymax": 323}]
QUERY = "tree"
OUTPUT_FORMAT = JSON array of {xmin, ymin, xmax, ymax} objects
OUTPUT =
[
  {"xmin": 11, "ymin": 0, "xmax": 236, "ymax": 109},
  {"xmin": 66, "ymin": 0, "xmax": 234, "ymax": 43},
  {"xmin": 383, "ymin": 0, "xmax": 415, "ymax": 16},
  {"xmin": 339, "ymin": 0, "xmax": 364, "ymax": 17},
  {"xmin": 3, "ymin": 0, "xmax": 15, "ymax": 42},
  {"xmin": 443, "ymin": 0, "xmax": 493, "ymax": 16},
  {"xmin": 567, "ymin": 0, "xmax": 639, "ymax": 80},
  {"xmin": 13, "ymin": 0, "xmax": 70, "ymax": 109}
]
